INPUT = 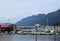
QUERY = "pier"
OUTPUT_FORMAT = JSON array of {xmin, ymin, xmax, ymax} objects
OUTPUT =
[
  {"xmin": 0, "ymin": 24, "xmax": 60, "ymax": 41},
  {"xmin": 0, "ymin": 25, "xmax": 60, "ymax": 35}
]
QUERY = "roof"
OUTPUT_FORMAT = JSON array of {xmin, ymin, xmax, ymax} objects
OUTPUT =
[{"xmin": 0, "ymin": 23, "xmax": 11, "ymax": 27}]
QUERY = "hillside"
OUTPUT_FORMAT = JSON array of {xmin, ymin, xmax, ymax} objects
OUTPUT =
[{"xmin": 16, "ymin": 9, "xmax": 60, "ymax": 26}]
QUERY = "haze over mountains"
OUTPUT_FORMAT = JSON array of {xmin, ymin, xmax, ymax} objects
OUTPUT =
[{"xmin": 16, "ymin": 9, "xmax": 60, "ymax": 26}]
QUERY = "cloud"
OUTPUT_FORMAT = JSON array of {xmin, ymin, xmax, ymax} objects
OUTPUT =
[{"xmin": 0, "ymin": 0, "xmax": 60, "ymax": 23}]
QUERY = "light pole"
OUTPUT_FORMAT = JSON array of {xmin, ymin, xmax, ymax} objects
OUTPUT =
[
  {"xmin": 46, "ymin": 18, "xmax": 48, "ymax": 26},
  {"xmin": 35, "ymin": 24, "xmax": 40, "ymax": 41},
  {"xmin": 54, "ymin": 26, "xmax": 57, "ymax": 41},
  {"xmin": 35, "ymin": 26, "xmax": 37, "ymax": 41}
]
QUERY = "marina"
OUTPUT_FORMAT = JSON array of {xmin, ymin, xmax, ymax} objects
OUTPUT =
[
  {"xmin": 0, "ymin": 24, "xmax": 60, "ymax": 35},
  {"xmin": 0, "ymin": 24, "xmax": 60, "ymax": 41}
]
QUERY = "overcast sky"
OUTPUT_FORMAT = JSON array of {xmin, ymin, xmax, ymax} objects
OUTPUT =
[{"xmin": 0, "ymin": 0, "xmax": 60, "ymax": 23}]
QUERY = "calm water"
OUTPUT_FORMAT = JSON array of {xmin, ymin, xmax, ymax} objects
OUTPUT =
[{"xmin": 0, "ymin": 34, "xmax": 60, "ymax": 41}]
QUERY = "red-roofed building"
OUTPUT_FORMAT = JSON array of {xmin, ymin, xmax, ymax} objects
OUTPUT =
[
  {"xmin": 0, "ymin": 23, "xmax": 16, "ymax": 33},
  {"xmin": 0, "ymin": 24, "xmax": 11, "ymax": 27}
]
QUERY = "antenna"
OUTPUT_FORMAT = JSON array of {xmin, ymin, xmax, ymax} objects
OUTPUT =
[{"xmin": 0, "ymin": 17, "xmax": 19, "ymax": 23}]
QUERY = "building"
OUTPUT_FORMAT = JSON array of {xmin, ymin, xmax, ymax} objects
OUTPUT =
[{"xmin": 0, "ymin": 23, "xmax": 16, "ymax": 33}]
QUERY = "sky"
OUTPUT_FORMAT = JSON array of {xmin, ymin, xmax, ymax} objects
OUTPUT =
[{"xmin": 0, "ymin": 0, "xmax": 60, "ymax": 23}]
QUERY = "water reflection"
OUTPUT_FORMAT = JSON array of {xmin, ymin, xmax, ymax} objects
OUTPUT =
[{"xmin": 0, "ymin": 35, "xmax": 60, "ymax": 41}]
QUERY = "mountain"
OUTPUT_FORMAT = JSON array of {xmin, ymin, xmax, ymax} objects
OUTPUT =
[
  {"xmin": 16, "ymin": 9, "xmax": 60, "ymax": 26},
  {"xmin": 16, "ymin": 14, "xmax": 45, "ymax": 26},
  {"xmin": 40, "ymin": 9, "xmax": 60, "ymax": 26}
]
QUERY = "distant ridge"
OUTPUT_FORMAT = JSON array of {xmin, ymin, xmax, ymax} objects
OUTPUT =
[{"xmin": 16, "ymin": 9, "xmax": 60, "ymax": 26}]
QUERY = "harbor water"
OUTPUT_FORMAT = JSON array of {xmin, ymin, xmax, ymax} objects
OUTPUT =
[{"xmin": 0, "ymin": 34, "xmax": 60, "ymax": 41}]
